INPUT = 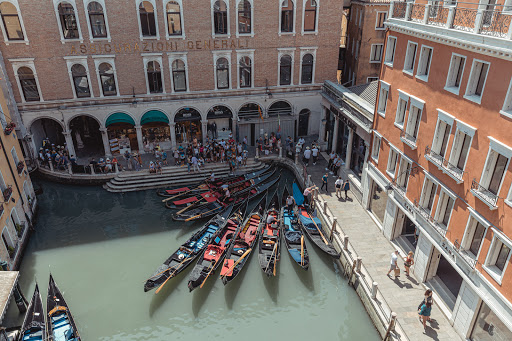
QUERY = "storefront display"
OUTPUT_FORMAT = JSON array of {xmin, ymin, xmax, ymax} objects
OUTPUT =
[
  {"xmin": 471, "ymin": 302, "xmax": 512, "ymax": 340},
  {"xmin": 175, "ymin": 108, "xmax": 202, "ymax": 144},
  {"xmin": 207, "ymin": 105, "xmax": 233, "ymax": 140},
  {"xmin": 142, "ymin": 125, "xmax": 171, "ymax": 150},
  {"xmin": 369, "ymin": 180, "xmax": 388, "ymax": 225},
  {"xmin": 107, "ymin": 123, "xmax": 138, "ymax": 152},
  {"xmin": 350, "ymin": 134, "xmax": 367, "ymax": 179}
]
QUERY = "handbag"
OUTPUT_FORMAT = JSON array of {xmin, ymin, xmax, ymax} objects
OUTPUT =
[{"xmin": 394, "ymin": 268, "xmax": 400, "ymax": 277}]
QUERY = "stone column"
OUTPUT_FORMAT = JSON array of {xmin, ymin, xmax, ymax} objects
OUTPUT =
[
  {"xmin": 332, "ymin": 116, "xmax": 340, "ymax": 153},
  {"xmin": 345, "ymin": 127, "xmax": 354, "ymax": 170},
  {"xmin": 233, "ymin": 114, "xmax": 238, "ymax": 142},
  {"xmin": 169, "ymin": 123, "xmax": 176, "ymax": 149},
  {"xmin": 99, "ymin": 128, "xmax": 112, "ymax": 157},
  {"xmin": 26, "ymin": 134, "xmax": 37, "ymax": 160},
  {"xmin": 318, "ymin": 107, "xmax": 327, "ymax": 151},
  {"xmin": 135, "ymin": 125, "xmax": 144, "ymax": 153},
  {"xmin": 62, "ymin": 130, "xmax": 76, "ymax": 158},
  {"xmin": 201, "ymin": 120, "xmax": 208, "ymax": 145}
]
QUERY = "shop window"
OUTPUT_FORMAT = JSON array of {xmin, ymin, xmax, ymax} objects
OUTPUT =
[
  {"xmin": 434, "ymin": 190, "xmax": 455, "ymax": 229},
  {"xmin": 146, "ymin": 61, "xmax": 163, "ymax": 93},
  {"xmin": 484, "ymin": 236, "xmax": 511, "ymax": 283},
  {"xmin": 301, "ymin": 53, "xmax": 313, "ymax": 84},
  {"xmin": 87, "ymin": 1, "xmax": 107, "ymax": 38},
  {"xmin": 171, "ymin": 59, "xmax": 187, "ymax": 92},
  {"xmin": 58, "ymin": 2, "xmax": 79, "ymax": 39},
  {"xmin": 387, "ymin": 148, "xmax": 399, "ymax": 177},
  {"xmin": 403, "ymin": 41, "xmax": 418, "ymax": 74},
  {"xmin": 237, "ymin": 0, "xmax": 251, "ymax": 34},
  {"xmin": 71, "ymin": 64, "xmax": 91, "ymax": 98},
  {"xmin": 17, "ymin": 67, "xmax": 40, "ymax": 102},
  {"xmin": 375, "ymin": 11, "xmax": 386, "ymax": 29},
  {"xmin": 350, "ymin": 135, "xmax": 366, "ymax": 179},
  {"xmin": 416, "ymin": 45, "xmax": 433, "ymax": 82},
  {"xmin": 384, "ymin": 36, "xmax": 396, "ymax": 66},
  {"xmin": 239, "ymin": 56, "xmax": 251, "ymax": 88},
  {"xmin": 396, "ymin": 156, "xmax": 412, "ymax": 191},
  {"xmin": 166, "ymin": 1, "xmax": 182, "ymax": 36},
  {"xmin": 303, "ymin": 0, "xmax": 317, "ymax": 32},
  {"xmin": 377, "ymin": 81, "xmax": 390, "ymax": 116},
  {"xmin": 445, "ymin": 53, "xmax": 466, "ymax": 95},
  {"xmin": 369, "ymin": 180, "xmax": 388, "ymax": 225},
  {"xmin": 371, "ymin": 133, "xmax": 381, "ymax": 162},
  {"xmin": 280, "ymin": 54, "xmax": 292, "ymax": 85},
  {"xmin": 174, "ymin": 108, "xmax": 202, "ymax": 144},
  {"xmin": 0, "ymin": 2, "xmax": 24, "ymax": 40},
  {"xmin": 280, "ymin": 0, "xmax": 294, "ymax": 33},
  {"xmin": 395, "ymin": 94, "xmax": 408, "ymax": 128},
  {"xmin": 139, "ymin": 1, "xmax": 156, "ymax": 37},
  {"xmin": 213, "ymin": 0, "xmax": 228, "ymax": 35},
  {"xmin": 98, "ymin": 62, "xmax": 117, "ymax": 96},
  {"xmin": 216, "ymin": 57, "xmax": 229, "ymax": 89},
  {"xmin": 464, "ymin": 59, "xmax": 490, "ymax": 104},
  {"xmin": 419, "ymin": 177, "xmax": 437, "ymax": 213},
  {"xmin": 370, "ymin": 44, "xmax": 383, "ymax": 63},
  {"xmin": 471, "ymin": 302, "xmax": 512, "ymax": 341}
]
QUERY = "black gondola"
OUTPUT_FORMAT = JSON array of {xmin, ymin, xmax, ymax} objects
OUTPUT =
[
  {"xmin": 18, "ymin": 284, "xmax": 45, "ymax": 341},
  {"xmin": 281, "ymin": 183, "xmax": 309, "ymax": 270},
  {"xmin": 144, "ymin": 205, "xmax": 233, "ymax": 292},
  {"xmin": 220, "ymin": 193, "xmax": 267, "ymax": 284},
  {"xmin": 297, "ymin": 205, "xmax": 340, "ymax": 258},
  {"xmin": 46, "ymin": 274, "xmax": 81, "ymax": 341},
  {"xmin": 258, "ymin": 188, "xmax": 282, "ymax": 277}
]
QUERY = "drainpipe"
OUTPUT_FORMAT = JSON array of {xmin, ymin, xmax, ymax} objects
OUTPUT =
[{"xmin": 0, "ymin": 260, "xmax": 27, "ymax": 313}]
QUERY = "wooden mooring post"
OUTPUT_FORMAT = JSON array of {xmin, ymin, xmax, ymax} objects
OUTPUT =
[
  {"xmin": 383, "ymin": 312, "xmax": 397, "ymax": 341},
  {"xmin": 329, "ymin": 217, "xmax": 337, "ymax": 241}
]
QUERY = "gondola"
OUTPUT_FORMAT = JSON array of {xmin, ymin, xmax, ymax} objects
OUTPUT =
[
  {"xmin": 156, "ymin": 182, "xmax": 208, "ymax": 197},
  {"xmin": 172, "ymin": 174, "xmax": 280, "ymax": 222},
  {"xmin": 220, "ymin": 193, "xmax": 267, "ymax": 284},
  {"xmin": 46, "ymin": 274, "xmax": 81, "ymax": 341},
  {"xmin": 187, "ymin": 205, "xmax": 246, "ymax": 291},
  {"xmin": 281, "ymin": 183, "xmax": 309, "ymax": 270},
  {"xmin": 165, "ymin": 168, "xmax": 276, "ymax": 209},
  {"xmin": 18, "ymin": 284, "xmax": 45, "ymax": 341},
  {"xmin": 258, "ymin": 188, "xmax": 282, "ymax": 277},
  {"xmin": 144, "ymin": 205, "xmax": 233, "ymax": 292},
  {"xmin": 293, "ymin": 183, "xmax": 340, "ymax": 258}
]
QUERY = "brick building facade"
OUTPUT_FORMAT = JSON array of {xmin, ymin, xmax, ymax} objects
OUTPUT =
[{"xmin": 0, "ymin": 0, "xmax": 341, "ymax": 159}]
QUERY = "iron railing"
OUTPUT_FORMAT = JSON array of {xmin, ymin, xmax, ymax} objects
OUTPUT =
[
  {"xmin": 480, "ymin": 10, "xmax": 512, "ymax": 38},
  {"xmin": 2, "ymin": 186, "xmax": 12, "ymax": 202},
  {"xmin": 410, "ymin": 3, "xmax": 426, "ymax": 22},
  {"xmin": 471, "ymin": 178, "xmax": 498, "ymax": 208},
  {"xmin": 413, "ymin": 199, "xmax": 448, "ymax": 238},
  {"xmin": 393, "ymin": 1, "xmax": 407, "ymax": 19},
  {"xmin": 452, "ymin": 7, "xmax": 477, "ymax": 32},
  {"xmin": 424, "ymin": 145, "xmax": 464, "ymax": 182},
  {"xmin": 16, "ymin": 161, "xmax": 24, "ymax": 174},
  {"xmin": 400, "ymin": 130, "xmax": 417, "ymax": 146},
  {"xmin": 428, "ymin": 6, "xmax": 449, "ymax": 26},
  {"xmin": 453, "ymin": 239, "xmax": 478, "ymax": 269}
]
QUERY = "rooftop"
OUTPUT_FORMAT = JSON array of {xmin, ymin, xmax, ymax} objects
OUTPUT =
[
  {"xmin": 348, "ymin": 81, "xmax": 379, "ymax": 109},
  {"xmin": 0, "ymin": 271, "xmax": 18, "ymax": 324}
]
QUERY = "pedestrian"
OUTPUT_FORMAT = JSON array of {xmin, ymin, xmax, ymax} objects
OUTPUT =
[
  {"xmin": 285, "ymin": 195, "xmax": 295, "ymax": 212},
  {"xmin": 312, "ymin": 145, "xmax": 319, "ymax": 165},
  {"xmin": 191, "ymin": 155, "xmax": 200, "ymax": 172},
  {"xmin": 403, "ymin": 251, "xmax": 414, "ymax": 276},
  {"xmin": 343, "ymin": 179, "xmax": 350, "ymax": 199},
  {"xmin": 210, "ymin": 172, "xmax": 215, "ymax": 182},
  {"xmin": 303, "ymin": 185, "xmax": 317, "ymax": 204},
  {"xmin": 386, "ymin": 250, "xmax": 400, "ymax": 277},
  {"xmin": 303, "ymin": 146, "xmax": 312, "ymax": 166},
  {"xmin": 335, "ymin": 176, "xmax": 343, "ymax": 198},
  {"xmin": 417, "ymin": 289, "xmax": 434, "ymax": 322},
  {"xmin": 321, "ymin": 173, "xmax": 328, "ymax": 192},
  {"xmin": 186, "ymin": 156, "xmax": 191, "ymax": 173},
  {"xmin": 156, "ymin": 161, "xmax": 163, "ymax": 175},
  {"xmin": 162, "ymin": 151, "xmax": 168, "ymax": 166},
  {"xmin": 327, "ymin": 151, "xmax": 336, "ymax": 171},
  {"xmin": 418, "ymin": 302, "xmax": 432, "ymax": 329}
]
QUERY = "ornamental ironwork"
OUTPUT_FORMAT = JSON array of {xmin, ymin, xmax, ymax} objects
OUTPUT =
[
  {"xmin": 410, "ymin": 4, "xmax": 425, "ymax": 22},
  {"xmin": 480, "ymin": 10, "xmax": 511, "ymax": 38},
  {"xmin": 424, "ymin": 145, "xmax": 464, "ymax": 182},
  {"xmin": 393, "ymin": 2, "xmax": 407, "ymax": 19},
  {"xmin": 452, "ymin": 8, "xmax": 477, "ymax": 32},
  {"xmin": 428, "ymin": 6, "xmax": 449, "ymax": 26},
  {"xmin": 471, "ymin": 178, "xmax": 499, "ymax": 208}
]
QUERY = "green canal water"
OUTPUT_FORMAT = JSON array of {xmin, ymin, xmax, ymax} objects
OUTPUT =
[{"xmin": 5, "ymin": 172, "xmax": 379, "ymax": 340}]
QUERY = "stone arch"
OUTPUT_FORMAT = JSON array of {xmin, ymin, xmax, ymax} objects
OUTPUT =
[
  {"xmin": 140, "ymin": 109, "xmax": 172, "ymax": 150},
  {"xmin": 172, "ymin": 106, "xmax": 203, "ymax": 122},
  {"xmin": 104, "ymin": 110, "xmax": 137, "ymax": 127},
  {"xmin": 267, "ymin": 99, "xmax": 293, "ymax": 116},
  {"xmin": 67, "ymin": 112, "xmax": 103, "ymax": 130},
  {"xmin": 173, "ymin": 107, "xmax": 202, "ymax": 144},
  {"xmin": 139, "ymin": 108, "xmax": 171, "ymax": 125},
  {"xmin": 206, "ymin": 104, "xmax": 234, "ymax": 140},
  {"xmin": 28, "ymin": 117, "xmax": 66, "ymax": 153},
  {"xmin": 68, "ymin": 114, "xmax": 104, "ymax": 158}
]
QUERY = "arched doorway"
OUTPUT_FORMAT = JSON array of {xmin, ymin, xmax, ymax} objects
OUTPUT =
[
  {"xmin": 207, "ymin": 105, "xmax": 232, "ymax": 140},
  {"xmin": 106, "ymin": 113, "xmax": 137, "ymax": 154},
  {"xmin": 174, "ymin": 108, "xmax": 202, "ymax": 144},
  {"xmin": 141, "ymin": 110, "xmax": 171, "ymax": 151},
  {"xmin": 268, "ymin": 101, "xmax": 292, "ymax": 116},
  {"xmin": 238, "ymin": 103, "xmax": 263, "ymax": 146},
  {"xmin": 69, "ymin": 116, "xmax": 104, "ymax": 158},
  {"xmin": 298, "ymin": 109, "xmax": 310, "ymax": 137},
  {"xmin": 29, "ymin": 118, "xmax": 65, "ymax": 152}
]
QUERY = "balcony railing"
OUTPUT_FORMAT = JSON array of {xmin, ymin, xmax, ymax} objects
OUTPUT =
[
  {"xmin": 424, "ymin": 146, "xmax": 464, "ymax": 182},
  {"xmin": 413, "ymin": 199, "xmax": 448, "ymax": 238},
  {"xmin": 16, "ymin": 161, "xmax": 24, "ymax": 174},
  {"xmin": 390, "ymin": 1, "xmax": 512, "ymax": 40},
  {"xmin": 471, "ymin": 178, "xmax": 499, "ymax": 209},
  {"xmin": 3, "ymin": 186, "xmax": 12, "ymax": 202},
  {"xmin": 400, "ymin": 130, "xmax": 417, "ymax": 148},
  {"xmin": 453, "ymin": 239, "xmax": 478, "ymax": 269}
]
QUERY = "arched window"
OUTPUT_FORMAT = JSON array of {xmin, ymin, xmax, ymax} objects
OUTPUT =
[
  {"xmin": 280, "ymin": 55, "xmax": 292, "ymax": 85},
  {"xmin": 172, "ymin": 59, "xmax": 187, "ymax": 92},
  {"xmin": 17, "ymin": 67, "xmax": 40, "ymax": 102},
  {"xmin": 58, "ymin": 2, "xmax": 79, "ymax": 39},
  {"xmin": 87, "ymin": 1, "xmax": 107, "ymax": 38},
  {"xmin": 239, "ymin": 56, "xmax": 251, "ymax": 88},
  {"xmin": 71, "ymin": 64, "xmax": 91, "ymax": 98},
  {"xmin": 99, "ymin": 63, "xmax": 116, "ymax": 96},
  {"xmin": 216, "ymin": 57, "xmax": 229, "ymax": 89},
  {"xmin": 301, "ymin": 53, "xmax": 313, "ymax": 84},
  {"xmin": 166, "ymin": 1, "xmax": 182, "ymax": 36},
  {"xmin": 237, "ymin": 0, "xmax": 251, "ymax": 34},
  {"xmin": 139, "ymin": 1, "xmax": 156, "ymax": 37},
  {"xmin": 304, "ymin": 0, "xmax": 317, "ymax": 32},
  {"xmin": 281, "ymin": 0, "xmax": 294, "ymax": 33},
  {"xmin": 213, "ymin": 1, "xmax": 228, "ymax": 35},
  {"xmin": 0, "ymin": 2, "xmax": 23, "ymax": 40},
  {"xmin": 147, "ymin": 61, "xmax": 163, "ymax": 93}
]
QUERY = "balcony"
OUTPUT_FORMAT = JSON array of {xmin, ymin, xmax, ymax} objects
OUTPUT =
[
  {"xmin": 2, "ymin": 186, "xmax": 12, "ymax": 202},
  {"xmin": 400, "ymin": 130, "xmax": 417, "ymax": 150},
  {"xmin": 413, "ymin": 199, "xmax": 448, "ymax": 238},
  {"xmin": 16, "ymin": 161, "xmax": 24, "ymax": 174},
  {"xmin": 424, "ymin": 146, "xmax": 464, "ymax": 184},
  {"xmin": 470, "ymin": 179, "xmax": 498, "ymax": 210},
  {"xmin": 388, "ymin": 2, "xmax": 512, "ymax": 52}
]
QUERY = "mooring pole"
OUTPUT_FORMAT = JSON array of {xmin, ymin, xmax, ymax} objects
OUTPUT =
[{"xmin": 329, "ymin": 217, "xmax": 337, "ymax": 241}]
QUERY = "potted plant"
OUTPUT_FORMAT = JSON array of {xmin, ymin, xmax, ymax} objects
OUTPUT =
[
  {"xmin": 15, "ymin": 223, "xmax": 23, "ymax": 237},
  {"xmin": 4, "ymin": 122, "xmax": 15, "ymax": 135},
  {"xmin": 16, "ymin": 161, "xmax": 24, "ymax": 174},
  {"xmin": 7, "ymin": 246, "xmax": 15, "ymax": 258}
]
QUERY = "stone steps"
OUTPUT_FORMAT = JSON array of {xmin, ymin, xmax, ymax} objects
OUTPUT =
[{"xmin": 103, "ymin": 159, "xmax": 265, "ymax": 193}]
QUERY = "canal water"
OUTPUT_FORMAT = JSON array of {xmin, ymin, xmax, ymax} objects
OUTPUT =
[{"xmin": 5, "ymin": 171, "xmax": 379, "ymax": 340}]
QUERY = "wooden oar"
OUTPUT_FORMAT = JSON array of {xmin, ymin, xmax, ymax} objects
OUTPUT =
[
  {"xmin": 221, "ymin": 248, "xmax": 252, "ymax": 279},
  {"xmin": 199, "ymin": 260, "xmax": 217, "ymax": 289},
  {"xmin": 184, "ymin": 206, "xmax": 222, "ymax": 222},
  {"xmin": 264, "ymin": 242, "xmax": 278, "ymax": 275},
  {"xmin": 162, "ymin": 185, "xmax": 202, "ymax": 202},
  {"xmin": 175, "ymin": 198, "xmax": 207, "ymax": 215},
  {"xmin": 306, "ymin": 211, "xmax": 329, "ymax": 245},
  {"xmin": 300, "ymin": 235, "xmax": 304, "ymax": 266},
  {"xmin": 155, "ymin": 255, "xmax": 191, "ymax": 294}
]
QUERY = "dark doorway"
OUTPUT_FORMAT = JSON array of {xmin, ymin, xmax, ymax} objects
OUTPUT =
[
  {"xmin": 30, "ymin": 118, "xmax": 65, "ymax": 151},
  {"xmin": 298, "ymin": 109, "xmax": 310, "ymax": 136},
  {"xmin": 69, "ymin": 116, "xmax": 104, "ymax": 158},
  {"xmin": 436, "ymin": 255, "xmax": 463, "ymax": 298},
  {"xmin": 250, "ymin": 123, "xmax": 255, "ymax": 146}
]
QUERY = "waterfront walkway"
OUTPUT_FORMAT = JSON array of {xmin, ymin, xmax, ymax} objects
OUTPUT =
[{"xmin": 303, "ymin": 156, "xmax": 462, "ymax": 341}]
